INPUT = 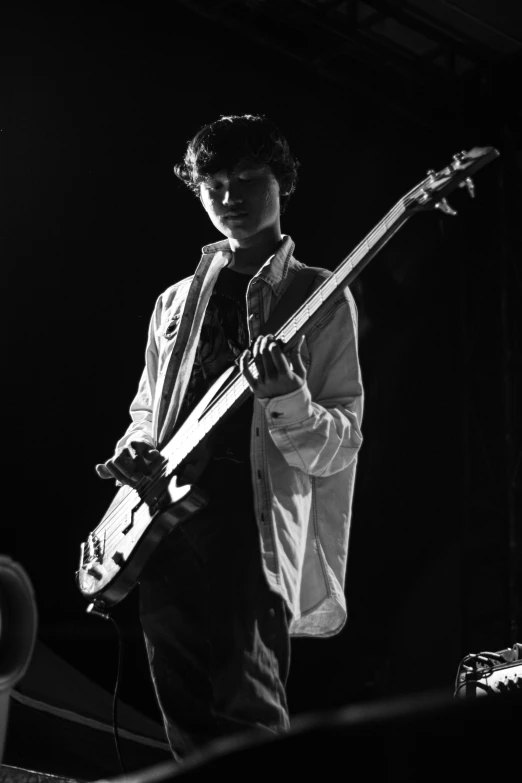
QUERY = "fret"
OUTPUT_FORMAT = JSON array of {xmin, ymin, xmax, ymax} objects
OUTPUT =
[
  {"xmin": 295, "ymin": 310, "xmax": 307, "ymax": 330},
  {"xmin": 217, "ymin": 394, "xmax": 230, "ymax": 416},
  {"xmin": 279, "ymin": 325, "xmax": 292, "ymax": 343},
  {"xmin": 310, "ymin": 290, "xmax": 323, "ymax": 312},
  {"xmin": 304, "ymin": 291, "xmax": 320, "ymax": 316},
  {"xmin": 320, "ymin": 271, "xmax": 339, "ymax": 297},
  {"xmin": 201, "ymin": 415, "xmax": 213, "ymax": 437},
  {"xmin": 206, "ymin": 405, "xmax": 220, "ymax": 429},
  {"xmin": 384, "ymin": 210, "xmax": 398, "ymax": 230},
  {"xmin": 370, "ymin": 221, "xmax": 386, "ymax": 244}
]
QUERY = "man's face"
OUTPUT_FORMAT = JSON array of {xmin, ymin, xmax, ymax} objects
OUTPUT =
[{"xmin": 198, "ymin": 160, "xmax": 281, "ymax": 242}]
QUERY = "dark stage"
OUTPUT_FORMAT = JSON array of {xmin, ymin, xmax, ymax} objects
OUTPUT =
[{"xmin": 1, "ymin": 1, "xmax": 521, "ymax": 778}]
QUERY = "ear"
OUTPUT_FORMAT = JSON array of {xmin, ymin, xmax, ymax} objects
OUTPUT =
[{"xmin": 278, "ymin": 173, "xmax": 292, "ymax": 197}]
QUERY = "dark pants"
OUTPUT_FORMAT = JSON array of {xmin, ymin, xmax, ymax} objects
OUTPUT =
[{"xmin": 139, "ymin": 473, "xmax": 291, "ymax": 761}]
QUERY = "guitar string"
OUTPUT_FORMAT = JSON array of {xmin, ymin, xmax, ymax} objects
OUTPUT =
[
  {"xmin": 99, "ymin": 371, "xmax": 253, "ymax": 556},
  {"xmin": 95, "ymin": 251, "xmax": 367, "ymax": 550},
  {"xmin": 86, "ymin": 191, "xmax": 413, "ymax": 559},
  {"xmin": 85, "ymin": 192, "xmax": 412, "ymax": 563},
  {"xmin": 91, "ymin": 151, "xmax": 488, "ymax": 566},
  {"xmin": 83, "ymin": 183, "xmax": 424, "ymax": 563},
  {"xmin": 96, "ymin": 370, "xmax": 252, "ymax": 554}
]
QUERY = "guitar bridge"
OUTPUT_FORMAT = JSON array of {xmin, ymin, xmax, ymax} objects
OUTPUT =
[{"xmin": 80, "ymin": 531, "xmax": 105, "ymax": 569}]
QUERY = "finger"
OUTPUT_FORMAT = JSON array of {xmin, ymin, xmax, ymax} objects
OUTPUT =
[
  {"xmin": 98, "ymin": 458, "xmax": 135, "ymax": 487},
  {"xmin": 95, "ymin": 463, "xmax": 115, "ymax": 480},
  {"xmin": 292, "ymin": 335, "xmax": 307, "ymax": 379},
  {"xmin": 146, "ymin": 449, "xmax": 166, "ymax": 472},
  {"xmin": 253, "ymin": 336, "xmax": 266, "ymax": 381},
  {"xmin": 112, "ymin": 449, "xmax": 146, "ymax": 484},
  {"xmin": 95, "ymin": 461, "xmax": 127, "ymax": 483},
  {"xmin": 239, "ymin": 350, "xmax": 258, "ymax": 391},
  {"xmin": 131, "ymin": 441, "xmax": 156, "ymax": 456},
  {"xmin": 130, "ymin": 442, "xmax": 163, "ymax": 474},
  {"xmin": 252, "ymin": 335, "xmax": 263, "ymax": 359},
  {"xmin": 260, "ymin": 335, "xmax": 279, "ymax": 378},
  {"xmin": 270, "ymin": 341, "xmax": 291, "ymax": 374}
]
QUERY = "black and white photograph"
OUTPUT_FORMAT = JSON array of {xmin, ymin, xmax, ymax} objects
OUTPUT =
[{"xmin": 1, "ymin": 2, "xmax": 522, "ymax": 781}]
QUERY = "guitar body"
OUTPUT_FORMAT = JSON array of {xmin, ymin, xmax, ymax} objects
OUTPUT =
[
  {"xmin": 76, "ymin": 474, "xmax": 208, "ymax": 608},
  {"xmin": 77, "ymin": 366, "xmax": 239, "ymax": 610}
]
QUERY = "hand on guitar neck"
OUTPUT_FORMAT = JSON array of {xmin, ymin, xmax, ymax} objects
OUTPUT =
[
  {"xmin": 95, "ymin": 441, "xmax": 165, "ymax": 488},
  {"xmin": 240, "ymin": 333, "xmax": 307, "ymax": 399}
]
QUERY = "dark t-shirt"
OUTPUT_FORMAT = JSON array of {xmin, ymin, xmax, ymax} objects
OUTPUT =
[{"xmin": 177, "ymin": 267, "xmax": 254, "ymax": 507}]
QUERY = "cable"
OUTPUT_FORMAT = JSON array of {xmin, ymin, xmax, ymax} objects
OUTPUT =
[
  {"xmin": 108, "ymin": 614, "xmax": 127, "ymax": 776},
  {"xmin": 87, "ymin": 604, "xmax": 127, "ymax": 775}
]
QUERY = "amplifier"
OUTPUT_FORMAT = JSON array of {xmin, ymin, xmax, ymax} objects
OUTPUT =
[{"xmin": 455, "ymin": 643, "xmax": 522, "ymax": 698}]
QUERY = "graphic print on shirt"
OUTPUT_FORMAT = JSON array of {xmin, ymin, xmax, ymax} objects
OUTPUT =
[
  {"xmin": 176, "ymin": 268, "xmax": 253, "ymax": 469},
  {"xmin": 180, "ymin": 269, "xmax": 250, "ymax": 417}
]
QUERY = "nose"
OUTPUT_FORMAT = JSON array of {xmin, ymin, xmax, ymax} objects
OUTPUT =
[{"xmin": 222, "ymin": 184, "xmax": 244, "ymax": 207}]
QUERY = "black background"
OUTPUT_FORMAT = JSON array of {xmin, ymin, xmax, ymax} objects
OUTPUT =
[{"xmin": 1, "ymin": 3, "xmax": 520, "ymax": 725}]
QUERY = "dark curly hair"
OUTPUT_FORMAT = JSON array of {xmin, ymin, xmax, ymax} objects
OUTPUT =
[{"xmin": 174, "ymin": 114, "xmax": 299, "ymax": 214}]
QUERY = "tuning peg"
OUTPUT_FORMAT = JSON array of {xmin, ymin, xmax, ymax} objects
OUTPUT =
[
  {"xmin": 452, "ymin": 151, "xmax": 468, "ymax": 169},
  {"xmin": 459, "ymin": 177, "xmax": 475, "ymax": 198},
  {"xmin": 435, "ymin": 198, "xmax": 457, "ymax": 216}
]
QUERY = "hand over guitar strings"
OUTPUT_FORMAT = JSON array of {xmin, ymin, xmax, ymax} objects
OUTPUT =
[{"xmin": 96, "ymin": 441, "xmax": 165, "ymax": 487}]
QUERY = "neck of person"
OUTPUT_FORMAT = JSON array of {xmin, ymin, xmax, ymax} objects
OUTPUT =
[{"xmin": 227, "ymin": 225, "xmax": 283, "ymax": 276}]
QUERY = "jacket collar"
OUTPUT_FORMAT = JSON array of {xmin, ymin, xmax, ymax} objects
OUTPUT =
[{"xmin": 201, "ymin": 234, "xmax": 295, "ymax": 296}]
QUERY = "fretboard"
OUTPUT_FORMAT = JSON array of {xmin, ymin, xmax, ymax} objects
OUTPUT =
[{"xmin": 162, "ymin": 178, "xmax": 425, "ymax": 470}]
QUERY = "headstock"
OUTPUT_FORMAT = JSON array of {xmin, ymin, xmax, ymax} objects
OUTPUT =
[{"xmin": 406, "ymin": 147, "xmax": 500, "ymax": 215}]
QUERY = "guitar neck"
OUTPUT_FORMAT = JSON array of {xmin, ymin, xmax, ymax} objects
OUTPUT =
[
  {"xmin": 160, "ymin": 183, "xmax": 420, "ymax": 472},
  {"xmin": 277, "ymin": 194, "xmax": 413, "ymax": 347}
]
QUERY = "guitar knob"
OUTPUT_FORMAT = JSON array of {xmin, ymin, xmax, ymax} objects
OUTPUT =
[
  {"xmin": 435, "ymin": 198, "xmax": 457, "ymax": 216},
  {"xmin": 459, "ymin": 177, "xmax": 475, "ymax": 198}
]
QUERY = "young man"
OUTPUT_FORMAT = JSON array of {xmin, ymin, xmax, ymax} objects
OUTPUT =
[{"xmin": 96, "ymin": 115, "xmax": 363, "ymax": 761}]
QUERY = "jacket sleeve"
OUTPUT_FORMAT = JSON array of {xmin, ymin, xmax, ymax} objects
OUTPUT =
[
  {"xmin": 114, "ymin": 295, "xmax": 163, "ymax": 453},
  {"xmin": 259, "ymin": 287, "xmax": 363, "ymax": 477}
]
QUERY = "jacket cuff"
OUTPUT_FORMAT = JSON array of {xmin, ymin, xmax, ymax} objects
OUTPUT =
[{"xmin": 259, "ymin": 384, "xmax": 314, "ymax": 428}]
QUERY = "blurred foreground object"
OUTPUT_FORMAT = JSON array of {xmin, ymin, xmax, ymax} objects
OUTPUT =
[{"xmin": 0, "ymin": 556, "xmax": 37, "ymax": 764}]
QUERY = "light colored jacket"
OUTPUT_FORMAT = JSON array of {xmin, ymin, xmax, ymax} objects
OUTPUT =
[{"xmin": 116, "ymin": 235, "xmax": 363, "ymax": 637}]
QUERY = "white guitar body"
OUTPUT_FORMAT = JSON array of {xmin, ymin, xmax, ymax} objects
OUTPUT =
[{"xmin": 77, "ymin": 367, "xmax": 238, "ymax": 609}]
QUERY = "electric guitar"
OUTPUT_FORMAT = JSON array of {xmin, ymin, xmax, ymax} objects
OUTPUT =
[{"xmin": 77, "ymin": 146, "xmax": 499, "ymax": 616}]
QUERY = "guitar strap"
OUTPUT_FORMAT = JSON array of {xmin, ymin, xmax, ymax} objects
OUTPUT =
[{"xmin": 260, "ymin": 265, "xmax": 327, "ymax": 338}]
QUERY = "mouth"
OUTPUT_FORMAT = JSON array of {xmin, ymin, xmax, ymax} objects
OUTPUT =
[{"xmin": 223, "ymin": 211, "xmax": 248, "ymax": 221}]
